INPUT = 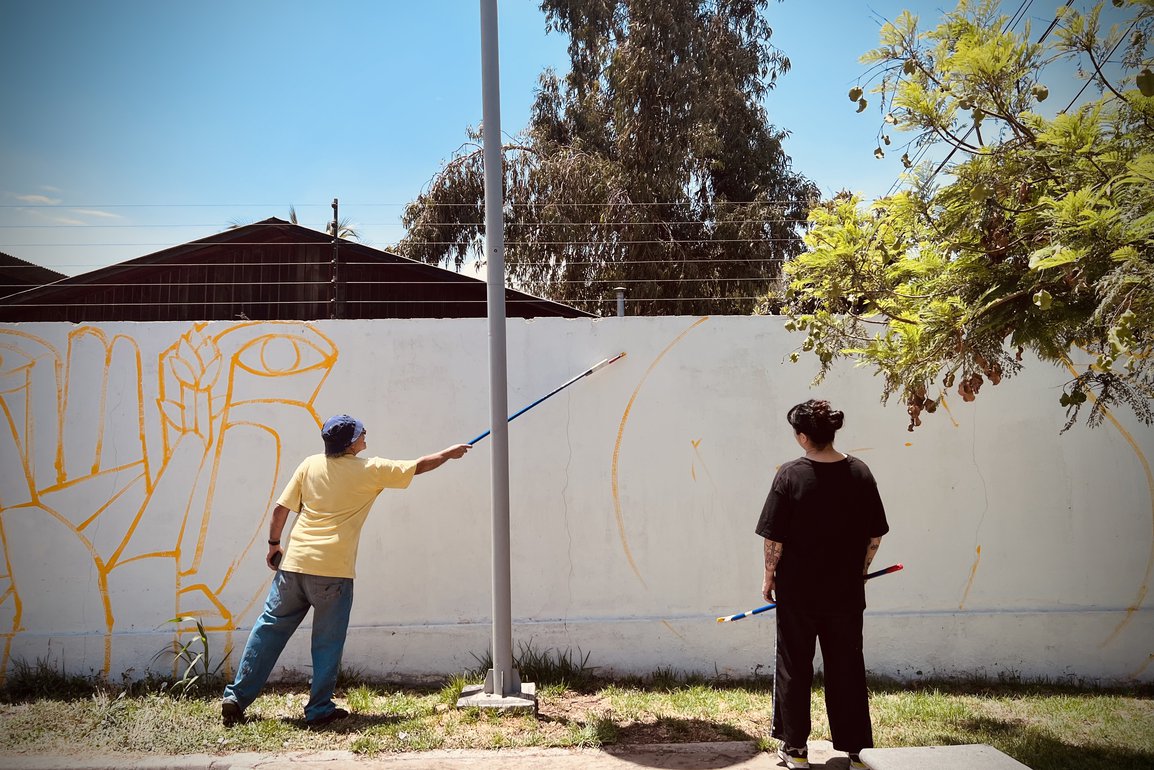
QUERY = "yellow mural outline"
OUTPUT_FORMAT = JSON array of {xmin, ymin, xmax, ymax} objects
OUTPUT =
[
  {"xmin": 611, "ymin": 316, "xmax": 711, "ymax": 589},
  {"xmin": 0, "ymin": 388, "xmax": 30, "ymax": 508},
  {"xmin": 76, "ymin": 471, "xmax": 150, "ymax": 532},
  {"xmin": 4, "ymin": 498, "xmax": 117, "ymax": 671},
  {"xmin": 1092, "ymin": 406, "xmax": 1153, "ymax": 647},
  {"xmin": 959, "ymin": 545, "xmax": 981, "ymax": 609},
  {"xmin": 1059, "ymin": 359, "xmax": 1154, "ymax": 648},
  {"xmin": 690, "ymin": 439, "xmax": 718, "ymax": 489},
  {"xmin": 0, "ymin": 506, "xmax": 24, "ymax": 671},
  {"xmin": 936, "ymin": 392, "xmax": 961, "ymax": 429},
  {"xmin": 203, "ymin": 420, "xmax": 284, "ymax": 598},
  {"xmin": 0, "ymin": 321, "xmax": 339, "ymax": 682},
  {"xmin": 0, "ymin": 331, "xmax": 65, "ymax": 485}
]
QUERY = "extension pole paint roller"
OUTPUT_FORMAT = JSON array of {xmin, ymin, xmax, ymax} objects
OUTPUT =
[
  {"xmin": 716, "ymin": 563, "xmax": 904, "ymax": 623},
  {"xmin": 467, "ymin": 352, "xmax": 626, "ymax": 445}
]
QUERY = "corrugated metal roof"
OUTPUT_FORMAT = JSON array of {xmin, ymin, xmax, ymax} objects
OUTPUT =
[{"xmin": 0, "ymin": 219, "xmax": 592, "ymax": 321}]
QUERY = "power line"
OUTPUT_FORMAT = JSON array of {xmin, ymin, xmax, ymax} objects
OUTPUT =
[
  {"xmin": 1, "ymin": 296, "xmax": 776, "ymax": 309},
  {"xmin": 889, "ymin": 0, "xmax": 1067, "ymax": 193},
  {"xmin": 0, "ymin": 256, "xmax": 788, "ymax": 270},
  {"xmin": 0, "ymin": 199, "xmax": 813, "ymax": 209},
  {"xmin": 0, "ymin": 238, "xmax": 806, "ymax": 248},
  {"xmin": 0, "ymin": 218, "xmax": 809, "ymax": 229},
  {"xmin": 1057, "ymin": 18, "xmax": 1139, "ymax": 114},
  {"xmin": 1006, "ymin": 0, "xmax": 1035, "ymax": 31},
  {"xmin": 0, "ymin": 276, "xmax": 782, "ymax": 291}
]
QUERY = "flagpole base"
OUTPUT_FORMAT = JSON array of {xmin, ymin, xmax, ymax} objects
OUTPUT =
[{"xmin": 456, "ymin": 681, "xmax": 537, "ymax": 714}]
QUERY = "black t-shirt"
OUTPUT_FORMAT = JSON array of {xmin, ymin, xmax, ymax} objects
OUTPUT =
[{"xmin": 755, "ymin": 455, "xmax": 889, "ymax": 612}]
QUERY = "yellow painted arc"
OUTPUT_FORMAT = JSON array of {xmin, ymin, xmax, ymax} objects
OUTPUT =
[
  {"xmin": 1098, "ymin": 402, "xmax": 1154, "ymax": 648},
  {"xmin": 936, "ymin": 392, "xmax": 961, "ymax": 428},
  {"xmin": 612, "ymin": 316, "xmax": 710, "ymax": 589},
  {"xmin": 1059, "ymin": 360, "xmax": 1154, "ymax": 648},
  {"xmin": 959, "ymin": 544, "xmax": 981, "ymax": 609},
  {"xmin": 661, "ymin": 620, "xmax": 686, "ymax": 641}
]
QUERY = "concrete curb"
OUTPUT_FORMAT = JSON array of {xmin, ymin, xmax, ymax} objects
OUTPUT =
[{"xmin": 0, "ymin": 740, "xmax": 851, "ymax": 769}]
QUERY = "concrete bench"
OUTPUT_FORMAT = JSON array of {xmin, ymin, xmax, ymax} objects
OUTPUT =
[{"xmin": 859, "ymin": 744, "xmax": 1032, "ymax": 770}]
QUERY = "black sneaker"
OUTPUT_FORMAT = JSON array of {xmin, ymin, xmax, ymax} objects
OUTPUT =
[
  {"xmin": 221, "ymin": 699, "xmax": 245, "ymax": 727},
  {"xmin": 307, "ymin": 707, "xmax": 350, "ymax": 728}
]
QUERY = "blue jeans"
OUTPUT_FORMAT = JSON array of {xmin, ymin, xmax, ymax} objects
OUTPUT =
[{"xmin": 222, "ymin": 570, "xmax": 354, "ymax": 722}]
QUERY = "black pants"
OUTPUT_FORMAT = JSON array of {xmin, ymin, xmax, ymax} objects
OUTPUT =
[{"xmin": 771, "ymin": 603, "xmax": 873, "ymax": 752}]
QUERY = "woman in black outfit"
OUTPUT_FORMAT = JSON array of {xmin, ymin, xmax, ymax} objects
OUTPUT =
[{"xmin": 755, "ymin": 399, "xmax": 889, "ymax": 770}]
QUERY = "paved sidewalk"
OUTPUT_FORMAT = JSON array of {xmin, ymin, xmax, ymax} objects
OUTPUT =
[{"xmin": 0, "ymin": 740, "xmax": 856, "ymax": 770}]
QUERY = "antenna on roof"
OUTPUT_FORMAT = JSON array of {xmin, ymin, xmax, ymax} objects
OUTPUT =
[{"xmin": 330, "ymin": 198, "xmax": 340, "ymax": 319}]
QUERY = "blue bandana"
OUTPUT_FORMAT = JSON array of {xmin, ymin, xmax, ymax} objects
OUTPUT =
[{"xmin": 322, "ymin": 414, "xmax": 364, "ymax": 455}]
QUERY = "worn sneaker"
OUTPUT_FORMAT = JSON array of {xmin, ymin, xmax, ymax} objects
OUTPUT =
[
  {"xmin": 307, "ymin": 706, "xmax": 350, "ymax": 728},
  {"xmin": 848, "ymin": 753, "xmax": 869, "ymax": 769},
  {"xmin": 221, "ymin": 699, "xmax": 245, "ymax": 727},
  {"xmin": 776, "ymin": 744, "xmax": 810, "ymax": 769}
]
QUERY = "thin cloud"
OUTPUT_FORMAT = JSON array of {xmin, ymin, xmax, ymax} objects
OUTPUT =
[
  {"xmin": 14, "ymin": 193, "xmax": 62, "ymax": 205},
  {"xmin": 40, "ymin": 185, "xmax": 62, "ymax": 193},
  {"xmin": 18, "ymin": 207, "xmax": 84, "ymax": 225},
  {"xmin": 71, "ymin": 208, "xmax": 122, "ymax": 219}
]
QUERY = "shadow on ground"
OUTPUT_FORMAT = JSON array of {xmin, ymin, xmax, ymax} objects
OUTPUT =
[{"xmin": 940, "ymin": 715, "xmax": 1154, "ymax": 770}]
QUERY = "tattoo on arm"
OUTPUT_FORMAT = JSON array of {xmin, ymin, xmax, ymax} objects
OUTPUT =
[
  {"xmin": 764, "ymin": 539, "xmax": 783, "ymax": 572},
  {"xmin": 864, "ymin": 537, "xmax": 882, "ymax": 572}
]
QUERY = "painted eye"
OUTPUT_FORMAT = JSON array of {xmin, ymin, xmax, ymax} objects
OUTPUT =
[{"xmin": 232, "ymin": 328, "xmax": 336, "ymax": 378}]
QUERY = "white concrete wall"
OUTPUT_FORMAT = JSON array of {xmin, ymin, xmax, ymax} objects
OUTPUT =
[{"xmin": 0, "ymin": 318, "xmax": 1150, "ymax": 685}]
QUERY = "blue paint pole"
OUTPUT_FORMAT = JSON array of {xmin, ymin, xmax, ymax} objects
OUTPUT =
[
  {"xmin": 716, "ymin": 564, "xmax": 904, "ymax": 623},
  {"xmin": 467, "ymin": 352, "xmax": 626, "ymax": 446}
]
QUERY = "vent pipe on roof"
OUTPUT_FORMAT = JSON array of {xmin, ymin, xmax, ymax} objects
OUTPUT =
[{"xmin": 614, "ymin": 286, "xmax": 627, "ymax": 317}]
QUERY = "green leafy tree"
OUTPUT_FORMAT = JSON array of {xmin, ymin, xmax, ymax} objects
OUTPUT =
[
  {"xmin": 398, "ymin": 0, "xmax": 817, "ymax": 315},
  {"xmin": 782, "ymin": 0, "xmax": 1154, "ymax": 430}
]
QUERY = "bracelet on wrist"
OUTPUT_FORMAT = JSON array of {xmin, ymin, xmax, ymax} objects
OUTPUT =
[{"xmin": 268, "ymin": 539, "xmax": 280, "ymax": 546}]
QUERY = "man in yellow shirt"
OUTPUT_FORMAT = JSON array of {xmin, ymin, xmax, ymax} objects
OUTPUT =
[{"xmin": 221, "ymin": 414, "xmax": 471, "ymax": 727}]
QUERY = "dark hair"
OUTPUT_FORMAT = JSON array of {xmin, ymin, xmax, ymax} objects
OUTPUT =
[{"xmin": 786, "ymin": 399, "xmax": 845, "ymax": 446}]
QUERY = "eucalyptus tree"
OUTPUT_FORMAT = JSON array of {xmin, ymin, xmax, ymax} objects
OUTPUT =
[
  {"xmin": 398, "ymin": 0, "xmax": 817, "ymax": 315},
  {"xmin": 783, "ymin": 0, "xmax": 1153, "ymax": 430}
]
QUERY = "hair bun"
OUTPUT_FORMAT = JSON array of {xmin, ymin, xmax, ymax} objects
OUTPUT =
[
  {"xmin": 829, "ymin": 410, "xmax": 845, "ymax": 430},
  {"xmin": 786, "ymin": 399, "xmax": 844, "ymax": 446}
]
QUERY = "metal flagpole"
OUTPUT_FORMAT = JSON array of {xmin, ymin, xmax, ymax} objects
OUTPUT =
[{"xmin": 457, "ymin": 0, "xmax": 535, "ymax": 713}]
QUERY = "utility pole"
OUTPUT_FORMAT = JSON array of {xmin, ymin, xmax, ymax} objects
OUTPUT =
[
  {"xmin": 330, "ymin": 198, "xmax": 340, "ymax": 320},
  {"xmin": 457, "ymin": 0, "xmax": 536, "ymax": 714}
]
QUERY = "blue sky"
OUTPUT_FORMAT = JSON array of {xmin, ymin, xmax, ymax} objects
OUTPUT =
[{"xmin": 0, "ymin": 1, "xmax": 1098, "ymax": 277}]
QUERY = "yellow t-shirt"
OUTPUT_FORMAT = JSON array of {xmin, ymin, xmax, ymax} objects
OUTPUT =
[{"xmin": 277, "ymin": 453, "xmax": 417, "ymax": 579}]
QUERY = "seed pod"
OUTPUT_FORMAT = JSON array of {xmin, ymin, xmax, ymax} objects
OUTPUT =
[
  {"xmin": 1137, "ymin": 69, "xmax": 1154, "ymax": 98},
  {"xmin": 958, "ymin": 379, "xmax": 975, "ymax": 402}
]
